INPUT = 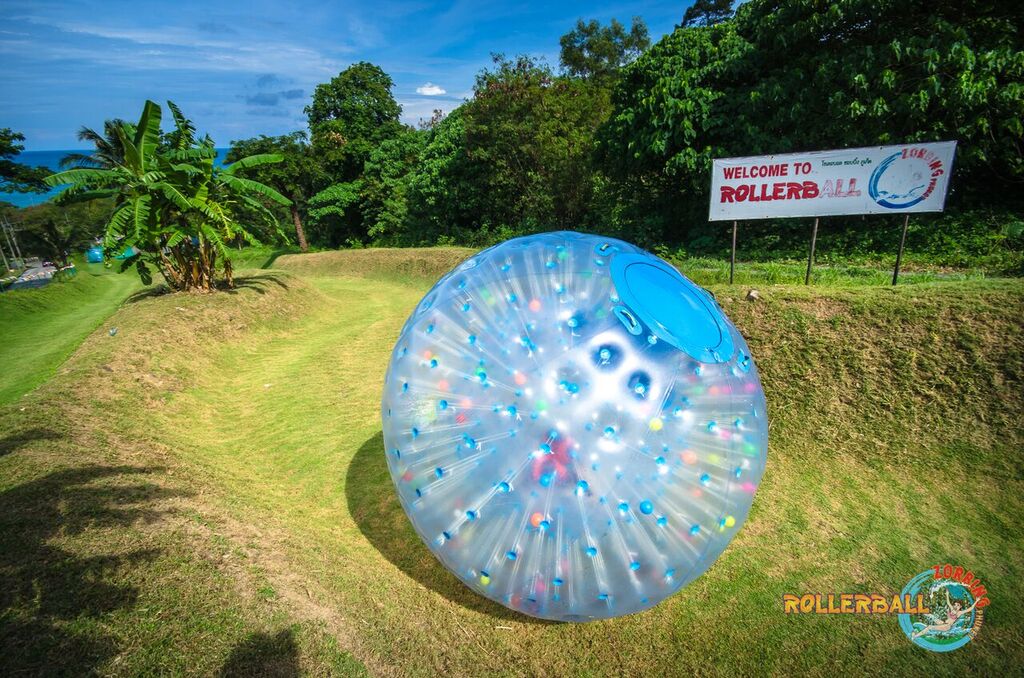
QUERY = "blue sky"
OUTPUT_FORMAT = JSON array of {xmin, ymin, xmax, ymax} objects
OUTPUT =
[{"xmin": 0, "ymin": 1, "xmax": 686, "ymax": 150}]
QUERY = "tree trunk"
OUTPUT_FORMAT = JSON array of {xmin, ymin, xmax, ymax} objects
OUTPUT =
[
  {"xmin": 291, "ymin": 202, "xmax": 309, "ymax": 252},
  {"xmin": 162, "ymin": 238, "xmax": 220, "ymax": 293}
]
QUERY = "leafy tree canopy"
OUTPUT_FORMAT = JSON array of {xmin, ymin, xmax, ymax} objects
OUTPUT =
[
  {"xmin": 227, "ymin": 132, "xmax": 324, "ymax": 251},
  {"xmin": 360, "ymin": 129, "xmax": 427, "ymax": 243},
  {"xmin": 559, "ymin": 17, "xmax": 650, "ymax": 81},
  {"xmin": 307, "ymin": 180, "xmax": 363, "ymax": 248},
  {"xmin": 0, "ymin": 129, "xmax": 49, "ymax": 193},
  {"xmin": 306, "ymin": 62, "xmax": 405, "ymax": 181},
  {"xmin": 599, "ymin": 0, "xmax": 1024, "ymax": 246},
  {"xmin": 463, "ymin": 55, "xmax": 613, "ymax": 238},
  {"xmin": 404, "ymin": 109, "xmax": 478, "ymax": 245},
  {"xmin": 682, "ymin": 0, "xmax": 735, "ymax": 27},
  {"xmin": 60, "ymin": 120, "xmax": 134, "ymax": 169},
  {"xmin": 5, "ymin": 199, "xmax": 110, "ymax": 265}
]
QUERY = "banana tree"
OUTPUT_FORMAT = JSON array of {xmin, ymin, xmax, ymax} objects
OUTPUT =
[{"xmin": 45, "ymin": 100, "xmax": 291, "ymax": 292}]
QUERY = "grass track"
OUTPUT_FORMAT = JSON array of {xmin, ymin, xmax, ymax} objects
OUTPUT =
[
  {"xmin": 1, "ymin": 252, "xmax": 1022, "ymax": 675},
  {"xmin": 0, "ymin": 264, "xmax": 141, "ymax": 405}
]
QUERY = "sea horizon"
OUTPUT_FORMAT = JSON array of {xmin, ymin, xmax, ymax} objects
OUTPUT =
[{"xmin": 2, "ymin": 148, "xmax": 231, "ymax": 209}]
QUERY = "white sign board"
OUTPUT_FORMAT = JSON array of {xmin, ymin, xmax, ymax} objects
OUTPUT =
[{"xmin": 708, "ymin": 141, "xmax": 957, "ymax": 221}]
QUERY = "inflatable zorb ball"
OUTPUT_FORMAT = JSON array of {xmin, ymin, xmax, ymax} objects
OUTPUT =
[{"xmin": 381, "ymin": 231, "xmax": 767, "ymax": 621}]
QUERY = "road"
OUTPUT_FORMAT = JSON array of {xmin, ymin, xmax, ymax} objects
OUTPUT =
[{"xmin": 8, "ymin": 257, "xmax": 58, "ymax": 290}]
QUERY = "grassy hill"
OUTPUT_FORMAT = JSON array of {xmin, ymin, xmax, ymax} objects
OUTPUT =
[
  {"xmin": 1, "ymin": 250, "xmax": 1022, "ymax": 675},
  {"xmin": 0, "ymin": 264, "xmax": 141, "ymax": 406}
]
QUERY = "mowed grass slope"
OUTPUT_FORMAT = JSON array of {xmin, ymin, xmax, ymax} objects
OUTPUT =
[
  {"xmin": 1, "ymin": 249, "xmax": 1022, "ymax": 676},
  {"xmin": 0, "ymin": 272, "xmax": 367, "ymax": 676},
  {"xmin": 0, "ymin": 264, "xmax": 141, "ymax": 405},
  {"xmin": 270, "ymin": 245, "xmax": 989, "ymax": 287}
]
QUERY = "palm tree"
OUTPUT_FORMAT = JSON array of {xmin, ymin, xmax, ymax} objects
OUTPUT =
[
  {"xmin": 59, "ymin": 119, "xmax": 135, "ymax": 169},
  {"xmin": 45, "ymin": 100, "xmax": 291, "ymax": 292}
]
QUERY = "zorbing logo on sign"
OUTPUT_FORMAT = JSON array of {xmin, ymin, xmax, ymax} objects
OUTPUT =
[
  {"xmin": 709, "ymin": 142, "xmax": 956, "ymax": 221},
  {"xmin": 869, "ymin": 147, "xmax": 950, "ymax": 209}
]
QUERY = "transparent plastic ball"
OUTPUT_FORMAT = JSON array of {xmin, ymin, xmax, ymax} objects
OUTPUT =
[{"xmin": 381, "ymin": 231, "xmax": 767, "ymax": 621}]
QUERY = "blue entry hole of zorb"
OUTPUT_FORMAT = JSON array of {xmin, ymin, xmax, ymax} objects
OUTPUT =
[{"xmin": 381, "ymin": 231, "xmax": 767, "ymax": 621}]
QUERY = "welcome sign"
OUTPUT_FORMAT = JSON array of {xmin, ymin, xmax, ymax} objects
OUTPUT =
[{"xmin": 709, "ymin": 142, "xmax": 957, "ymax": 221}]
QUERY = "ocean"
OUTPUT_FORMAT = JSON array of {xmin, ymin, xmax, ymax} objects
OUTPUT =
[{"xmin": 2, "ymin": 148, "xmax": 231, "ymax": 208}]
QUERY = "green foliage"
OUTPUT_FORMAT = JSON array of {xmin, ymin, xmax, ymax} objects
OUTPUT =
[
  {"xmin": 559, "ymin": 17, "xmax": 650, "ymax": 82},
  {"xmin": 356, "ymin": 57, "xmax": 613, "ymax": 247},
  {"xmin": 307, "ymin": 181, "xmax": 363, "ymax": 248},
  {"xmin": 4, "ymin": 199, "xmax": 111, "ymax": 263},
  {"xmin": 460, "ymin": 55, "xmax": 611, "ymax": 237},
  {"xmin": 59, "ymin": 119, "xmax": 134, "ymax": 169},
  {"xmin": 0, "ymin": 129, "xmax": 49, "ymax": 193},
  {"xmin": 226, "ymin": 132, "xmax": 324, "ymax": 251},
  {"xmin": 45, "ymin": 100, "xmax": 289, "ymax": 292},
  {"xmin": 360, "ymin": 129, "xmax": 426, "ymax": 243},
  {"xmin": 403, "ymin": 110, "xmax": 479, "ymax": 245},
  {"xmin": 306, "ymin": 62, "xmax": 405, "ymax": 182},
  {"xmin": 681, "ymin": 0, "xmax": 735, "ymax": 27},
  {"xmin": 599, "ymin": 0, "xmax": 1024, "ymax": 255}
]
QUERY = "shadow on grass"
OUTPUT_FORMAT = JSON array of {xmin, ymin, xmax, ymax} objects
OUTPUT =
[
  {"xmin": 125, "ymin": 285, "xmax": 171, "ymax": 304},
  {"xmin": 229, "ymin": 273, "xmax": 290, "ymax": 295},
  {"xmin": 256, "ymin": 248, "xmax": 298, "ymax": 270},
  {"xmin": 0, "ymin": 464, "xmax": 187, "ymax": 674},
  {"xmin": 345, "ymin": 432, "xmax": 554, "ymax": 624},
  {"xmin": 219, "ymin": 629, "xmax": 300, "ymax": 677},
  {"xmin": 0, "ymin": 427, "xmax": 61, "ymax": 457},
  {"xmin": 122, "ymin": 273, "xmax": 290, "ymax": 302}
]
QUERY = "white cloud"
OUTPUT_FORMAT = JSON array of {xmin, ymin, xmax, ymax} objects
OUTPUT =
[
  {"xmin": 12, "ymin": 16, "xmax": 348, "ymax": 77},
  {"xmin": 415, "ymin": 82, "xmax": 446, "ymax": 96}
]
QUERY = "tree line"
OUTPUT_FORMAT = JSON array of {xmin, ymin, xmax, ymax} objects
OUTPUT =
[
  {"xmin": 1, "ymin": 0, "xmax": 1021, "ymax": 291},
  {"xmin": 230, "ymin": 0, "xmax": 1023, "ymax": 268}
]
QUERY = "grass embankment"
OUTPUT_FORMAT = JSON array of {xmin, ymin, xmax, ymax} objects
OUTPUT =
[
  {"xmin": 0, "ymin": 271, "xmax": 366, "ymax": 675},
  {"xmin": 267, "ymin": 244, "xmax": 989, "ymax": 287},
  {"xmin": 1, "ymin": 250, "xmax": 1022, "ymax": 675},
  {"xmin": 668, "ymin": 256, "xmax": 990, "ymax": 286},
  {"xmin": 0, "ymin": 263, "xmax": 141, "ymax": 405},
  {"xmin": 273, "ymin": 246, "xmax": 476, "ymax": 280}
]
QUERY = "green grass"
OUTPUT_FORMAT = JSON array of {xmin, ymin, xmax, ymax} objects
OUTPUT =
[
  {"xmin": 0, "ymin": 263, "xmax": 141, "ymax": 405},
  {"xmin": 226, "ymin": 245, "xmax": 305, "ymax": 270},
  {"xmin": 1, "ymin": 250, "xmax": 1022, "ymax": 675},
  {"xmin": 667, "ymin": 256, "xmax": 991, "ymax": 286},
  {"xmin": 258, "ymin": 244, "xmax": 998, "ymax": 287}
]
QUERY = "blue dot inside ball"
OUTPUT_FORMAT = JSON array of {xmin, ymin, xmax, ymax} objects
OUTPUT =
[
  {"xmin": 628, "ymin": 371, "xmax": 652, "ymax": 399},
  {"xmin": 593, "ymin": 344, "xmax": 621, "ymax": 369}
]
